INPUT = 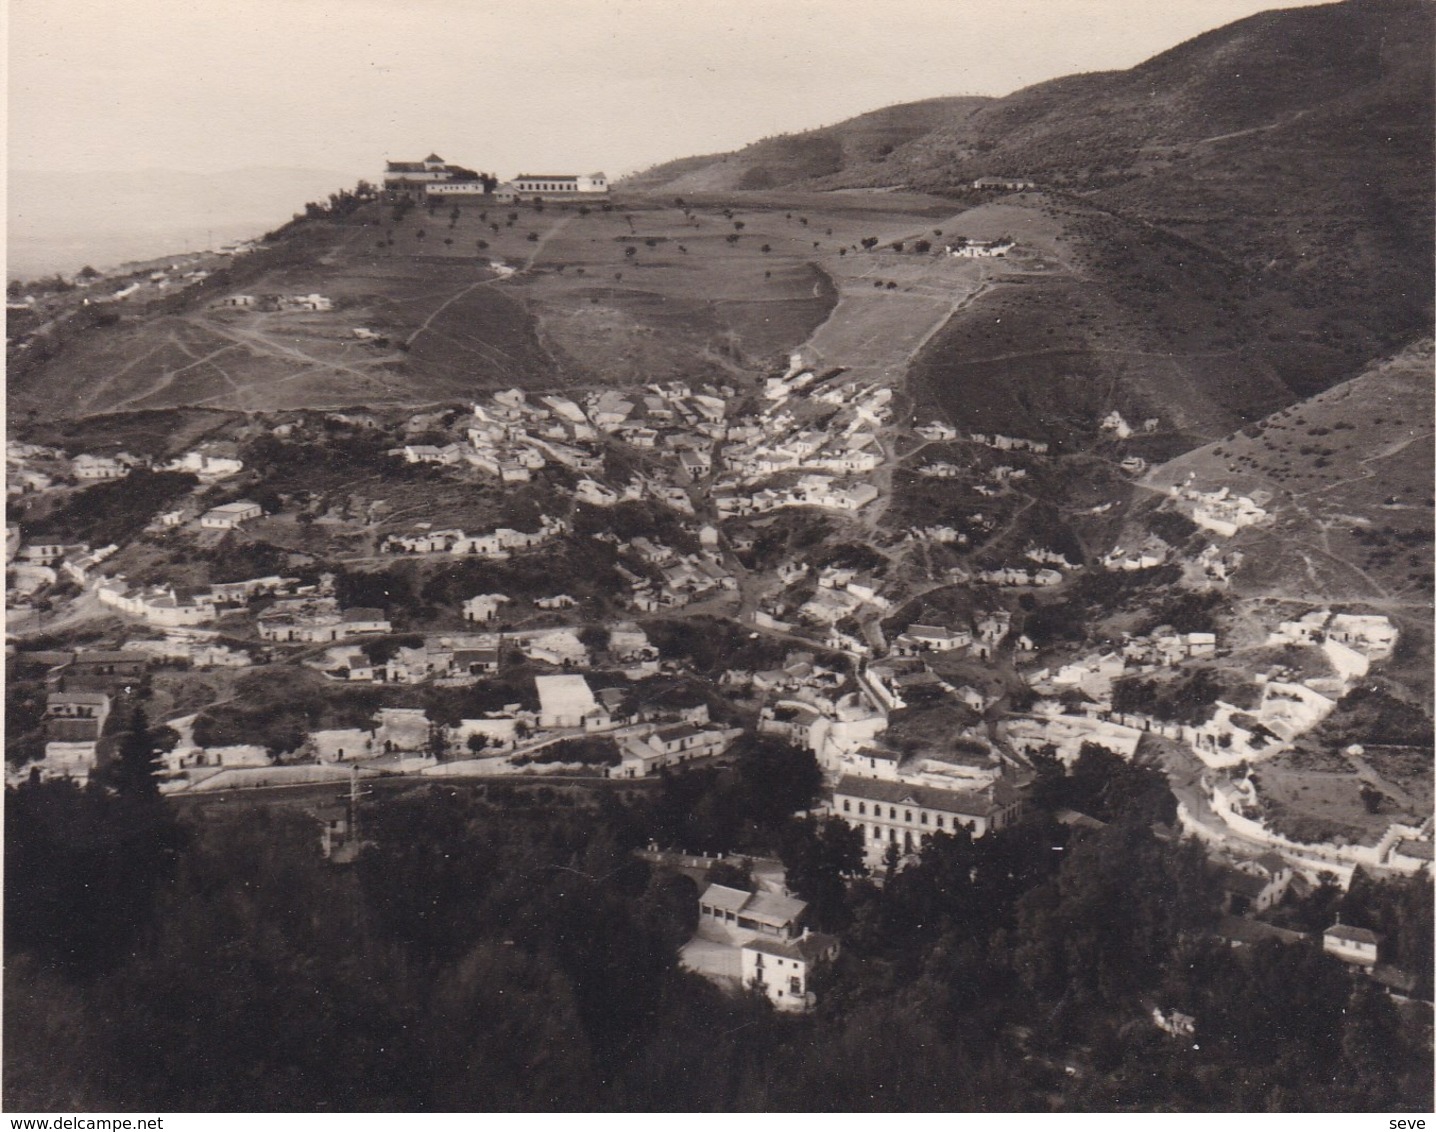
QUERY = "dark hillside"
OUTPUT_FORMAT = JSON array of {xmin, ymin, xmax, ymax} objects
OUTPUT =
[{"xmin": 635, "ymin": 0, "xmax": 1432, "ymax": 205}]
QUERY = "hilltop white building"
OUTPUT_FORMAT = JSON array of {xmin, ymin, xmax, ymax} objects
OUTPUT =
[
  {"xmin": 384, "ymin": 154, "xmax": 493, "ymax": 201},
  {"xmin": 511, "ymin": 173, "xmax": 608, "ymax": 195}
]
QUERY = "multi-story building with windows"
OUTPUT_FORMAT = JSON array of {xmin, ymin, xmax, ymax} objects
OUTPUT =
[{"xmin": 831, "ymin": 774, "xmax": 1025, "ymax": 868}]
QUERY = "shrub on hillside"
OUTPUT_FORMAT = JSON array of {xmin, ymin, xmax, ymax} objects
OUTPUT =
[{"xmin": 26, "ymin": 470, "xmax": 198, "ymax": 548}]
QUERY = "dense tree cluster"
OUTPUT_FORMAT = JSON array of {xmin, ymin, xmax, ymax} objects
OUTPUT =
[
  {"xmin": 5, "ymin": 731, "xmax": 1430, "ymax": 1111},
  {"xmin": 239, "ymin": 431, "xmax": 410, "ymax": 496},
  {"xmin": 644, "ymin": 617, "xmax": 791, "ymax": 676},
  {"xmin": 21, "ymin": 469, "xmax": 198, "ymax": 548},
  {"xmin": 6, "ymin": 710, "xmax": 184, "ymax": 974},
  {"xmin": 1111, "ymin": 668, "xmax": 1245, "ymax": 725}
]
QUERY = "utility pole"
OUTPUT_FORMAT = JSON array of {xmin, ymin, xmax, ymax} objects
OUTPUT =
[
  {"xmin": 345, "ymin": 764, "xmax": 372, "ymax": 842},
  {"xmin": 327, "ymin": 765, "xmax": 373, "ymax": 864}
]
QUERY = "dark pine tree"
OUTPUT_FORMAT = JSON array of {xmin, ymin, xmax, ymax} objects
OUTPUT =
[
  {"xmin": 107, "ymin": 707, "xmax": 164, "ymax": 800},
  {"xmin": 6, "ymin": 708, "xmax": 183, "ymax": 975}
]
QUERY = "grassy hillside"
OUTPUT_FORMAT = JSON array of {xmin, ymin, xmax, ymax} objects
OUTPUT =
[
  {"xmin": 11, "ymin": 2, "xmax": 1430, "ymax": 427},
  {"xmin": 8, "ymin": 190, "xmax": 979, "ymax": 416},
  {"xmin": 620, "ymin": 97, "xmax": 990, "ymax": 194}
]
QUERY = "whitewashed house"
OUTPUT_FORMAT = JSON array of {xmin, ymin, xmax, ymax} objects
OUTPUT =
[
  {"xmin": 463, "ymin": 593, "xmax": 511, "ymax": 623},
  {"xmin": 1323, "ymin": 923, "xmax": 1382, "ymax": 967},
  {"xmin": 200, "ymin": 500, "xmax": 263, "ymax": 529},
  {"xmin": 741, "ymin": 932, "xmax": 840, "ymax": 1012}
]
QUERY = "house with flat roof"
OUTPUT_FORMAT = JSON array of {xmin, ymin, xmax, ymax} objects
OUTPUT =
[
  {"xmin": 46, "ymin": 690, "xmax": 111, "ymax": 723},
  {"xmin": 462, "ymin": 593, "xmax": 509, "ymax": 625},
  {"xmin": 311, "ymin": 729, "xmax": 376, "ymax": 763},
  {"xmin": 200, "ymin": 500, "xmax": 262, "ymax": 529},
  {"xmin": 39, "ymin": 742, "xmax": 100, "ymax": 785},
  {"xmin": 512, "ymin": 173, "xmax": 608, "ymax": 195}
]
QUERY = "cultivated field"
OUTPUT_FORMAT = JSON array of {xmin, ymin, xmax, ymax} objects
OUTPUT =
[{"xmin": 1256, "ymin": 743, "xmax": 1432, "ymax": 846}]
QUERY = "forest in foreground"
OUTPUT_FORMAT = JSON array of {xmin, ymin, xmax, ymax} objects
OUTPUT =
[{"xmin": 5, "ymin": 716, "xmax": 1432, "ymax": 1112}]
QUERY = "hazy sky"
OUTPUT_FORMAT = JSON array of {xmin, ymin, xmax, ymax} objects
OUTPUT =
[{"xmin": 11, "ymin": 0, "xmax": 1325, "ymax": 181}]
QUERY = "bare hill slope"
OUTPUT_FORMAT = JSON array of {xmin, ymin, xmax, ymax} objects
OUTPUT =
[
  {"xmin": 628, "ymin": 0, "xmax": 1434, "ymax": 373},
  {"xmin": 620, "ymin": 97, "xmax": 991, "ymax": 194},
  {"xmin": 1146, "ymin": 337, "xmax": 1434, "ymax": 610}
]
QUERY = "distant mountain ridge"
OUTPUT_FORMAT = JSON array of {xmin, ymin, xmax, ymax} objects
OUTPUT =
[
  {"xmin": 625, "ymin": 0, "xmax": 1433, "ymax": 340},
  {"xmin": 626, "ymin": 1, "xmax": 1431, "ymax": 196},
  {"xmin": 625, "ymin": 0, "xmax": 1433, "ymax": 425},
  {"xmin": 620, "ymin": 96, "xmax": 992, "ymax": 194}
]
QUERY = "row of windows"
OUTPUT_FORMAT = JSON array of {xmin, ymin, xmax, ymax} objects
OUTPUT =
[
  {"xmin": 514, "ymin": 181, "xmax": 605, "ymax": 192},
  {"xmin": 752, "ymin": 953, "xmax": 802, "ymax": 970},
  {"xmin": 840, "ymin": 797, "xmax": 957, "ymax": 828},
  {"xmin": 865, "ymin": 821, "xmax": 970, "ymax": 845}
]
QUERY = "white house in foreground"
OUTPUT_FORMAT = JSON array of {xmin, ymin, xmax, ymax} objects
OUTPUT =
[
  {"xmin": 1323, "ymin": 923, "xmax": 1382, "ymax": 967},
  {"xmin": 740, "ymin": 932, "xmax": 840, "ymax": 1011},
  {"xmin": 534, "ymin": 674, "xmax": 598, "ymax": 729},
  {"xmin": 693, "ymin": 883, "xmax": 838, "ymax": 1011}
]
